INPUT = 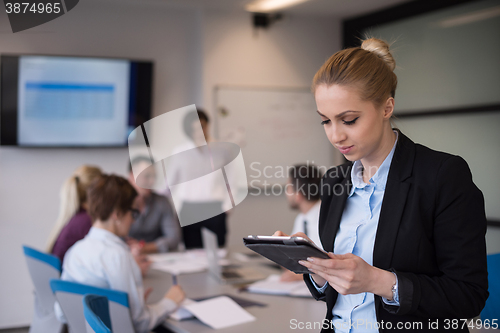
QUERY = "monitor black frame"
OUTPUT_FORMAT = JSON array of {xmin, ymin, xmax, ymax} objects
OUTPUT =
[{"xmin": 0, "ymin": 53, "xmax": 154, "ymax": 148}]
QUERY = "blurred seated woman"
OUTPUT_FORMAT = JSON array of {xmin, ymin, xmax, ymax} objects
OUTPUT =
[
  {"xmin": 57, "ymin": 174, "xmax": 185, "ymax": 333},
  {"xmin": 46, "ymin": 165, "xmax": 102, "ymax": 263}
]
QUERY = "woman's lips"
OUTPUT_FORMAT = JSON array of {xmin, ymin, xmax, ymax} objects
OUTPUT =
[{"xmin": 338, "ymin": 145, "xmax": 353, "ymax": 154}]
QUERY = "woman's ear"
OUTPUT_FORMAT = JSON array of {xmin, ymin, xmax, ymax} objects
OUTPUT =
[
  {"xmin": 109, "ymin": 210, "xmax": 120, "ymax": 224},
  {"xmin": 383, "ymin": 97, "xmax": 395, "ymax": 119}
]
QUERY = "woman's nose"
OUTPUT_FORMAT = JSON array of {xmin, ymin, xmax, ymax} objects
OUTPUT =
[{"xmin": 328, "ymin": 125, "xmax": 346, "ymax": 145}]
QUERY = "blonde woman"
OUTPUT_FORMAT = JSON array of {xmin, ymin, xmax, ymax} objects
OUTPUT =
[
  {"xmin": 46, "ymin": 165, "xmax": 102, "ymax": 262},
  {"xmin": 275, "ymin": 38, "xmax": 488, "ymax": 332}
]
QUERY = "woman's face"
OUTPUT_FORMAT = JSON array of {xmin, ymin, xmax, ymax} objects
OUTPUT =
[{"xmin": 314, "ymin": 84, "xmax": 393, "ymax": 163}]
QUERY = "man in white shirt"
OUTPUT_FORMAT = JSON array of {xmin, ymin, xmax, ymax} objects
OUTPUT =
[
  {"xmin": 170, "ymin": 109, "xmax": 228, "ymax": 249},
  {"xmin": 281, "ymin": 164, "xmax": 323, "ymax": 281}
]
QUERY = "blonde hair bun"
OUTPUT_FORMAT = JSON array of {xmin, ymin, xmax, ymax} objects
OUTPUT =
[{"xmin": 361, "ymin": 38, "xmax": 395, "ymax": 71}]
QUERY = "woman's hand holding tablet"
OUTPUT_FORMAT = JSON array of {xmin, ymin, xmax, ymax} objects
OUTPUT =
[
  {"xmin": 272, "ymin": 230, "xmax": 395, "ymax": 299},
  {"xmin": 298, "ymin": 251, "xmax": 395, "ymax": 299},
  {"xmin": 276, "ymin": 231, "xmax": 330, "ymax": 286},
  {"xmin": 243, "ymin": 231, "xmax": 329, "ymax": 274}
]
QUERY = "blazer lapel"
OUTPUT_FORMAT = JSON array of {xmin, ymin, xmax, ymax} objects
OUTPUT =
[
  {"xmin": 320, "ymin": 165, "xmax": 352, "ymax": 253},
  {"xmin": 373, "ymin": 131, "xmax": 415, "ymax": 270}
]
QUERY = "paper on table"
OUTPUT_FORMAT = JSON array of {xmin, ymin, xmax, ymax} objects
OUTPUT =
[
  {"xmin": 149, "ymin": 249, "xmax": 227, "ymax": 262},
  {"xmin": 170, "ymin": 299, "xmax": 196, "ymax": 321},
  {"xmin": 247, "ymin": 274, "xmax": 312, "ymax": 297},
  {"xmin": 151, "ymin": 260, "xmax": 207, "ymax": 275},
  {"xmin": 289, "ymin": 285, "xmax": 312, "ymax": 297},
  {"xmin": 182, "ymin": 296, "xmax": 256, "ymax": 329},
  {"xmin": 149, "ymin": 249, "xmax": 228, "ymax": 275}
]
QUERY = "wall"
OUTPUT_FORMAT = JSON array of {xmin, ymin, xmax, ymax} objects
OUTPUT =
[
  {"xmin": 0, "ymin": 2, "xmax": 201, "ymax": 328},
  {"xmin": 0, "ymin": 4, "xmax": 341, "ymax": 328},
  {"xmin": 201, "ymin": 10, "xmax": 341, "ymax": 249}
]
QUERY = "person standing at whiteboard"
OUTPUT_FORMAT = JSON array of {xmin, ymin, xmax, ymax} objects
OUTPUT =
[
  {"xmin": 168, "ymin": 109, "xmax": 229, "ymax": 249},
  {"xmin": 281, "ymin": 164, "xmax": 323, "ymax": 282},
  {"xmin": 273, "ymin": 38, "xmax": 488, "ymax": 332}
]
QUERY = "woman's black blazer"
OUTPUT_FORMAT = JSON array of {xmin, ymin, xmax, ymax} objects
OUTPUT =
[{"xmin": 304, "ymin": 130, "xmax": 488, "ymax": 332}]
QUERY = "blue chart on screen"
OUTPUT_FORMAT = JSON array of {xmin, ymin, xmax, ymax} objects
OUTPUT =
[{"xmin": 25, "ymin": 82, "xmax": 115, "ymax": 120}]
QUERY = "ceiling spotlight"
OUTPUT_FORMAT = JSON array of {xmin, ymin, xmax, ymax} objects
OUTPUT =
[{"xmin": 245, "ymin": 0, "xmax": 311, "ymax": 13}]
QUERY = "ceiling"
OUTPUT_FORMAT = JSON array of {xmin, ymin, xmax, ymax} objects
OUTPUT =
[{"xmin": 104, "ymin": 0, "xmax": 413, "ymax": 19}]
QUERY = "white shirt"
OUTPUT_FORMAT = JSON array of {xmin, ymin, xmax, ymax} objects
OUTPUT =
[
  {"xmin": 56, "ymin": 227, "xmax": 177, "ymax": 333},
  {"xmin": 310, "ymin": 131, "xmax": 399, "ymax": 332},
  {"xmin": 167, "ymin": 140, "xmax": 233, "ymax": 211},
  {"xmin": 291, "ymin": 201, "xmax": 323, "ymax": 250}
]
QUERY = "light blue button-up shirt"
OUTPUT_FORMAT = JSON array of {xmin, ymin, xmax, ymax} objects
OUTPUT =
[{"xmin": 312, "ymin": 132, "xmax": 399, "ymax": 333}]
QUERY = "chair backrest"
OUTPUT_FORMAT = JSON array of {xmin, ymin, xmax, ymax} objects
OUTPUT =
[
  {"xmin": 481, "ymin": 252, "xmax": 500, "ymax": 326},
  {"xmin": 23, "ymin": 245, "xmax": 61, "ymax": 314},
  {"xmin": 50, "ymin": 279, "xmax": 135, "ymax": 333},
  {"xmin": 83, "ymin": 295, "xmax": 112, "ymax": 333}
]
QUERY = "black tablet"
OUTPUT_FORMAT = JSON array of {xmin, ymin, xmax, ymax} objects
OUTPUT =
[{"xmin": 243, "ymin": 235, "xmax": 330, "ymax": 274}]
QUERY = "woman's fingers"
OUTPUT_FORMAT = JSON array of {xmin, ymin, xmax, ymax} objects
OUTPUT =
[
  {"xmin": 301, "ymin": 260, "xmax": 360, "ymax": 295},
  {"xmin": 272, "ymin": 230, "xmax": 289, "ymax": 237},
  {"xmin": 302, "ymin": 253, "xmax": 376, "ymax": 295},
  {"xmin": 291, "ymin": 232, "xmax": 315, "ymax": 244},
  {"xmin": 313, "ymin": 272, "xmax": 352, "ymax": 296},
  {"xmin": 298, "ymin": 255, "xmax": 357, "ymax": 280},
  {"xmin": 299, "ymin": 256, "xmax": 343, "ymax": 270},
  {"xmin": 299, "ymin": 259, "xmax": 338, "ymax": 278}
]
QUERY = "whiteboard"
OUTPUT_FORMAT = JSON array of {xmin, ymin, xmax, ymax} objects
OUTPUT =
[{"xmin": 214, "ymin": 86, "xmax": 336, "ymax": 188}]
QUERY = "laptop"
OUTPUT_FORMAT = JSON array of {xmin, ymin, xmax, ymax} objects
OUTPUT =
[{"xmin": 201, "ymin": 228, "xmax": 266, "ymax": 284}]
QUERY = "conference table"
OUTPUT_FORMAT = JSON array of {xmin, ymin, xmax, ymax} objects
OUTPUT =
[{"xmin": 143, "ymin": 254, "xmax": 326, "ymax": 333}]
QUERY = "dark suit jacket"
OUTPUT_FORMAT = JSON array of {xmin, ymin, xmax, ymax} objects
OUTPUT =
[{"xmin": 304, "ymin": 131, "xmax": 488, "ymax": 332}]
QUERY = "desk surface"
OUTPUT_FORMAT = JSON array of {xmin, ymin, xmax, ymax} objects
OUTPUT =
[{"xmin": 143, "ymin": 264, "xmax": 326, "ymax": 333}]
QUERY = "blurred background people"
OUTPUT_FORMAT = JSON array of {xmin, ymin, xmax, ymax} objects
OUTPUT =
[
  {"xmin": 46, "ymin": 165, "xmax": 102, "ymax": 263},
  {"xmin": 280, "ymin": 164, "xmax": 323, "ymax": 282},
  {"xmin": 57, "ymin": 174, "xmax": 185, "ymax": 333},
  {"xmin": 128, "ymin": 156, "xmax": 182, "ymax": 254},
  {"xmin": 170, "ymin": 109, "xmax": 229, "ymax": 249}
]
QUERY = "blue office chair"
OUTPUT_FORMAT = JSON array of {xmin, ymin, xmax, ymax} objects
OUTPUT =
[
  {"xmin": 481, "ymin": 252, "xmax": 500, "ymax": 328},
  {"xmin": 83, "ymin": 295, "xmax": 112, "ymax": 333},
  {"xmin": 50, "ymin": 279, "xmax": 134, "ymax": 333},
  {"xmin": 22, "ymin": 245, "xmax": 65, "ymax": 333}
]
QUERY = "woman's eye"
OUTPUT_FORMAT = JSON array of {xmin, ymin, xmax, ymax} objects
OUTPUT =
[
  {"xmin": 342, "ymin": 117, "xmax": 359, "ymax": 125},
  {"xmin": 320, "ymin": 119, "xmax": 330, "ymax": 125}
]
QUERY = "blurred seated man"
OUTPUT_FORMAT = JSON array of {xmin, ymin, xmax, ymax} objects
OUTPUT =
[
  {"xmin": 128, "ymin": 156, "xmax": 182, "ymax": 254},
  {"xmin": 281, "ymin": 164, "xmax": 323, "ymax": 282}
]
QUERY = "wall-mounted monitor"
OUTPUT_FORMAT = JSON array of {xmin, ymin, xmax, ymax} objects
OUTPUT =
[{"xmin": 0, "ymin": 54, "xmax": 153, "ymax": 147}]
